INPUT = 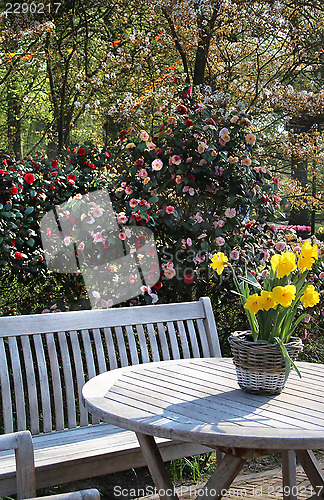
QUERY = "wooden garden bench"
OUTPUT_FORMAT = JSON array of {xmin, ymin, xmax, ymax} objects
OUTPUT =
[{"xmin": 0, "ymin": 297, "xmax": 221, "ymax": 496}]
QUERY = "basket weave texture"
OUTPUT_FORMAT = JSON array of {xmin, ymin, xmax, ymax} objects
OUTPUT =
[{"xmin": 228, "ymin": 331, "xmax": 303, "ymax": 395}]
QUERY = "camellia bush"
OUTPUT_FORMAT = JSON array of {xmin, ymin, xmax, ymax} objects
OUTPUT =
[{"xmin": 106, "ymin": 91, "xmax": 282, "ymax": 304}]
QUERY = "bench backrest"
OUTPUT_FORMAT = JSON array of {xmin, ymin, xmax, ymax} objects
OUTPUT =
[{"xmin": 0, "ymin": 297, "xmax": 220, "ymax": 435}]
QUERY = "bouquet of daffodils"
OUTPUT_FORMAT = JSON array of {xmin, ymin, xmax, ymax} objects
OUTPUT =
[{"xmin": 211, "ymin": 240, "xmax": 320, "ymax": 368}]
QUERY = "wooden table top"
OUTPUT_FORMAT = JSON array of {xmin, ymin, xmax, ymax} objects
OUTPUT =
[{"xmin": 82, "ymin": 358, "xmax": 324, "ymax": 450}]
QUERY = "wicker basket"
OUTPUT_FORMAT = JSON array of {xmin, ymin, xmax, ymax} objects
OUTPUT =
[{"xmin": 228, "ymin": 331, "xmax": 303, "ymax": 395}]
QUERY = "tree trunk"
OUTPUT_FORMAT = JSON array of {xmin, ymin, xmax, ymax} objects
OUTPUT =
[
  {"xmin": 7, "ymin": 84, "xmax": 23, "ymax": 158},
  {"xmin": 289, "ymin": 155, "xmax": 310, "ymax": 227}
]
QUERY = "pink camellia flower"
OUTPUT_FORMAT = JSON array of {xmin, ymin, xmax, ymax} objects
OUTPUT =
[
  {"xmin": 230, "ymin": 115, "xmax": 239, "ymax": 123},
  {"xmin": 254, "ymin": 166, "xmax": 260, "ymax": 173},
  {"xmin": 189, "ymin": 188, "xmax": 195, "ymax": 196},
  {"xmin": 261, "ymin": 269, "xmax": 269, "ymax": 278},
  {"xmin": 261, "ymin": 249, "xmax": 270, "ymax": 261},
  {"xmin": 319, "ymin": 271, "xmax": 324, "ymax": 280},
  {"xmin": 219, "ymin": 127, "xmax": 229, "ymax": 136},
  {"xmin": 146, "ymin": 142, "xmax": 156, "ymax": 151},
  {"xmin": 273, "ymin": 196, "xmax": 280, "ymax": 204},
  {"xmin": 139, "ymin": 130, "xmax": 149, "ymax": 142},
  {"xmin": 63, "ymin": 236, "xmax": 72, "ymax": 246},
  {"xmin": 121, "ymin": 182, "xmax": 127, "ymax": 188},
  {"xmin": 138, "ymin": 168, "xmax": 148, "ymax": 178},
  {"xmin": 92, "ymin": 207, "xmax": 103, "ymax": 218},
  {"xmin": 152, "ymin": 159, "xmax": 163, "ymax": 171},
  {"xmin": 129, "ymin": 198, "xmax": 139, "ymax": 208},
  {"xmin": 117, "ymin": 212, "xmax": 128, "ymax": 224},
  {"xmin": 101, "ymin": 299, "xmax": 113, "ymax": 308},
  {"xmin": 150, "ymin": 293, "xmax": 159, "ymax": 304},
  {"xmin": 218, "ymin": 220, "xmax": 225, "ymax": 228},
  {"xmin": 273, "ymin": 177, "xmax": 280, "ymax": 185},
  {"xmin": 171, "ymin": 155, "xmax": 181, "ymax": 165},
  {"xmin": 187, "ymin": 238, "xmax": 192, "ymax": 247},
  {"xmin": 165, "ymin": 205, "xmax": 175, "ymax": 214},
  {"xmin": 125, "ymin": 186, "xmax": 133, "ymax": 195},
  {"xmin": 197, "ymin": 142, "xmax": 207, "ymax": 154},
  {"xmin": 225, "ymin": 208, "xmax": 236, "ymax": 218},
  {"xmin": 219, "ymin": 128, "xmax": 230, "ymax": 144},
  {"xmin": 215, "ymin": 237, "xmax": 225, "ymax": 246},
  {"xmin": 245, "ymin": 133, "xmax": 256, "ymax": 145},
  {"xmin": 183, "ymin": 185, "xmax": 189, "ymax": 193},
  {"xmin": 124, "ymin": 228, "xmax": 132, "ymax": 238},
  {"xmin": 78, "ymin": 242, "xmax": 85, "ymax": 251},
  {"xmin": 241, "ymin": 157, "xmax": 252, "ymax": 166},
  {"xmin": 230, "ymin": 249, "xmax": 240, "ymax": 260},
  {"xmin": 93, "ymin": 232, "xmax": 104, "ymax": 243},
  {"xmin": 275, "ymin": 241, "xmax": 286, "ymax": 252}
]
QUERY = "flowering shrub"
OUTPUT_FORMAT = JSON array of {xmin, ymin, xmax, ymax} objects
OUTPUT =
[
  {"xmin": 0, "ymin": 146, "xmax": 111, "ymax": 278},
  {"xmin": 108, "ymin": 93, "xmax": 281, "ymax": 303}
]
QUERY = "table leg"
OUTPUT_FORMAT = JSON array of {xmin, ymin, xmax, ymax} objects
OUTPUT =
[
  {"xmin": 295, "ymin": 450, "xmax": 324, "ymax": 497},
  {"xmin": 196, "ymin": 453, "xmax": 246, "ymax": 500},
  {"xmin": 282, "ymin": 450, "xmax": 297, "ymax": 500},
  {"xmin": 135, "ymin": 432, "xmax": 179, "ymax": 500}
]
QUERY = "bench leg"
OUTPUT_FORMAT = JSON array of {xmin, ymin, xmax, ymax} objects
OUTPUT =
[
  {"xmin": 282, "ymin": 450, "xmax": 297, "ymax": 500},
  {"xmin": 136, "ymin": 432, "xmax": 179, "ymax": 500},
  {"xmin": 295, "ymin": 450, "xmax": 324, "ymax": 497},
  {"xmin": 196, "ymin": 453, "xmax": 246, "ymax": 500}
]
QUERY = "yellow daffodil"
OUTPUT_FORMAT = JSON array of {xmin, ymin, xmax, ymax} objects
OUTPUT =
[
  {"xmin": 210, "ymin": 252, "xmax": 228, "ymax": 275},
  {"xmin": 272, "ymin": 285, "xmax": 296, "ymax": 307},
  {"xmin": 298, "ymin": 240, "xmax": 318, "ymax": 272},
  {"xmin": 300, "ymin": 285, "xmax": 320, "ymax": 308},
  {"xmin": 271, "ymin": 252, "xmax": 297, "ymax": 279},
  {"xmin": 259, "ymin": 290, "xmax": 277, "ymax": 311},
  {"xmin": 244, "ymin": 294, "xmax": 263, "ymax": 315}
]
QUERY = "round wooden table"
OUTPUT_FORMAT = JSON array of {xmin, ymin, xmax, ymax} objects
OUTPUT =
[{"xmin": 82, "ymin": 358, "xmax": 324, "ymax": 500}]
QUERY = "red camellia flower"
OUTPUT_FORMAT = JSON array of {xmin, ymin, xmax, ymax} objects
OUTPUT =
[
  {"xmin": 183, "ymin": 274, "xmax": 194, "ymax": 285},
  {"xmin": 67, "ymin": 174, "xmax": 77, "ymax": 185},
  {"xmin": 24, "ymin": 173, "xmax": 35, "ymax": 185},
  {"xmin": 14, "ymin": 251, "xmax": 23, "ymax": 260},
  {"xmin": 185, "ymin": 119, "xmax": 193, "ymax": 127},
  {"xmin": 176, "ymin": 104, "xmax": 188, "ymax": 113},
  {"xmin": 88, "ymin": 162, "xmax": 96, "ymax": 169},
  {"xmin": 77, "ymin": 147, "xmax": 86, "ymax": 155},
  {"xmin": 0, "ymin": 169, "xmax": 5, "ymax": 175},
  {"xmin": 153, "ymin": 282, "xmax": 163, "ymax": 290},
  {"xmin": 11, "ymin": 186, "xmax": 18, "ymax": 195},
  {"xmin": 51, "ymin": 160, "xmax": 58, "ymax": 169}
]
